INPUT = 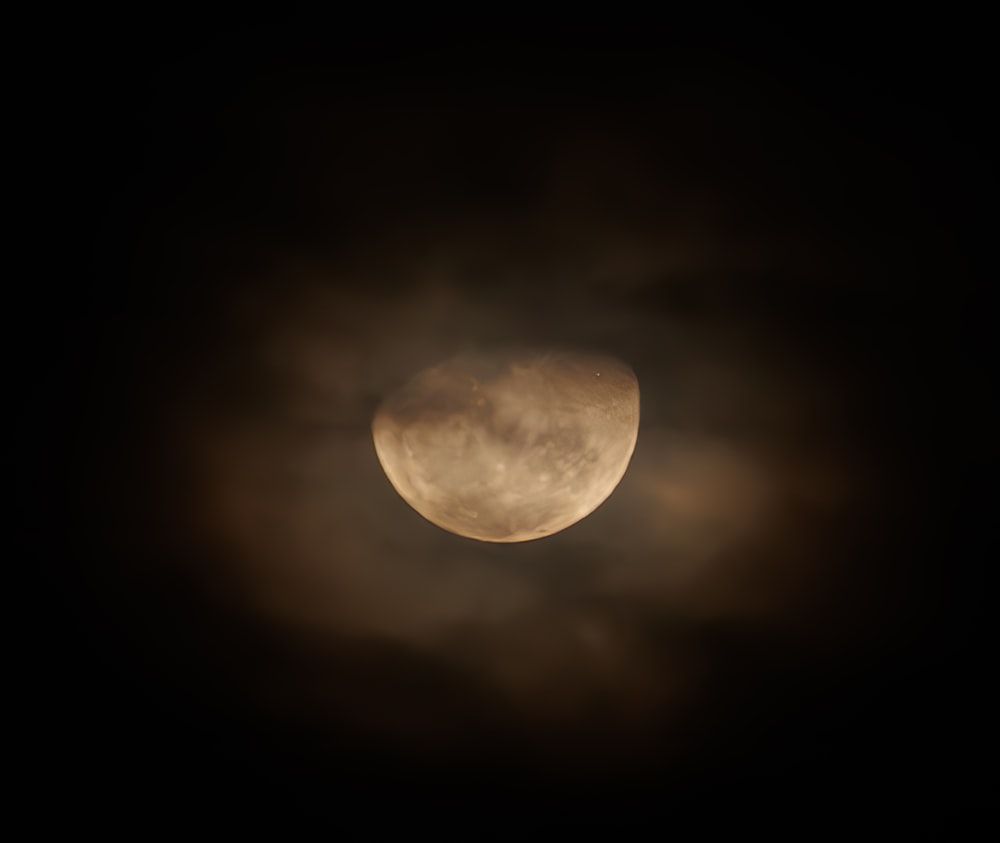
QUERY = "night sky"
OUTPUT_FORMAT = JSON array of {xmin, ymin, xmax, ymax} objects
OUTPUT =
[{"xmin": 19, "ymin": 12, "xmax": 989, "ymax": 834}]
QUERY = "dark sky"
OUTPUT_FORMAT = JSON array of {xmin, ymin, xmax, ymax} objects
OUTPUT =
[{"xmin": 18, "ymin": 12, "xmax": 990, "ymax": 835}]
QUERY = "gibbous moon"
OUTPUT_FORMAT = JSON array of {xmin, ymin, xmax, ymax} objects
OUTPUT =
[{"xmin": 372, "ymin": 348, "xmax": 640, "ymax": 542}]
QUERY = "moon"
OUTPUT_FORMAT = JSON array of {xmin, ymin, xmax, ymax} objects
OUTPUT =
[{"xmin": 372, "ymin": 348, "xmax": 640, "ymax": 542}]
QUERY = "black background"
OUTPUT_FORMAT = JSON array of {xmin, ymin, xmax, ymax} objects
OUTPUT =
[{"xmin": 16, "ymin": 11, "xmax": 990, "ymax": 835}]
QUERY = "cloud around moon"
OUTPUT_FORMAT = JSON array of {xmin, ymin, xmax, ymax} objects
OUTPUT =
[{"xmin": 74, "ymin": 70, "xmax": 949, "ymax": 777}]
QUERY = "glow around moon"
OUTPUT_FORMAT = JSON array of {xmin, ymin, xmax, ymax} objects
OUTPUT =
[{"xmin": 372, "ymin": 349, "xmax": 640, "ymax": 542}]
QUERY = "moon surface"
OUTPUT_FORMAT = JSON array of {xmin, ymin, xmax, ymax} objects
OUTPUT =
[{"xmin": 372, "ymin": 349, "xmax": 640, "ymax": 542}]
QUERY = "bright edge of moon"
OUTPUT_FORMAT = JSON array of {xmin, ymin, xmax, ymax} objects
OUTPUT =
[{"xmin": 372, "ymin": 348, "xmax": 640, "ymax": 542}]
